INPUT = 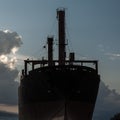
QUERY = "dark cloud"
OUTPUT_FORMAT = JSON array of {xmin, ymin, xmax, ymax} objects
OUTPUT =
[
  {"xmin": 0, "ymin": 62, "xmax": 19, "ymax": 105},
  {"xmin": 93, "ymin": 81, "xmax": 120, "ymax": 120},
  {"xmin": 0, "ymin": 30, "xmax": 21, "ymax": 105},
  {"xmin": 0, "ymin": 30, "xmax": 22, "ymax": 55}
]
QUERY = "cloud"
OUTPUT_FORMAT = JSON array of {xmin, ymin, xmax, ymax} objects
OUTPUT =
[
  {"xmin": 0, "ymin": 30, "xmax": 22, "ymax": 55},
  {"xmin": 0, "ymin": 29, "xmax": 22, "ymax": 105},
  {"xmin": 93, "ymin": 81, "xmax": 120, "ymax": 120},
  {"xmin": 105, "ymin": 53, "xmax": 120, "ymax": 60},
  {"xmin": 0, "ymin": 62, "xmax": 19, "ymax": 105},
  {"xmin": 98, "ymin": 44, "xmax": 120, "ymax": 61}
]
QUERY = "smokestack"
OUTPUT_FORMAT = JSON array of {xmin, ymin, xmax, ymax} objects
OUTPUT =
[
  {"xmin": 57, "ymin": 8, "xmax": 66, "ymax": 65},
  {"xmin": 47, "ymin": 37, "xmax": 53, "ymax": 66}
]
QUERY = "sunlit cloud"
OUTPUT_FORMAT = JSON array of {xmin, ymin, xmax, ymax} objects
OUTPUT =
[
  {"xmin": 3, "ymin": 29, "xmax": 11, "ymax": 33},
  {"xmin": 11, "ymin": 47, "xmax": 19, "ymax": 54},
  {"xmin": 0, "ymin": 29, "xmax": 22, "ymax": 105},
  {"xmin": 0, "ymin": 29, "xmax": 23, "ymax": 70},
  {"xmin": 0, "ymin": 54, "xmax": 17, "ymax": 70},
  {"xmin": 0, "ymin": 55, "xmax": 8, "ymax": 64}
]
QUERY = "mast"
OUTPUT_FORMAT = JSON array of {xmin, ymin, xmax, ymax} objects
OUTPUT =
[{"xmin": 57, "ymin": 8, "xmax": 66, "ymax": 65}]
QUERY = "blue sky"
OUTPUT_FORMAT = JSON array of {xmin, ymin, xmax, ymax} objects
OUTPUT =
[
  {"xmin": 0, "ymin": 0, "xmax": 120, "ymax": 119},
  {"xmin": 1, "ymin": 0, "xmax": 119, "ymax": 92}
]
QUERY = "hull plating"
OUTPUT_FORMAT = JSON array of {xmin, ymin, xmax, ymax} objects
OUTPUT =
[{"xmin": 19, "ymin": 65, "xmax": 100, "ymax": 120}]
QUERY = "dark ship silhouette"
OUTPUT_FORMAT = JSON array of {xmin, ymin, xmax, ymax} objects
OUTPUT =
[{"xmin": 19, "ymin": 8, "xmax": 100, "ymax": 120}]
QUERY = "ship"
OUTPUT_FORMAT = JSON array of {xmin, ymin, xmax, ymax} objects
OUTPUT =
[{"xmin": 19, "ymin": 8, "xmax": 100, "ymax": 120}]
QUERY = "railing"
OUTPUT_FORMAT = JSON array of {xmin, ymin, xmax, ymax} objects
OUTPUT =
[{"xmin": 22, "ymin": 59, "xmax": 98, "ymax": 76}]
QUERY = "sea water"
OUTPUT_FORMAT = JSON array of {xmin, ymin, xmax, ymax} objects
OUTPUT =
[{"xmin": 0, "ymin": 116, "xmax": 18, "ymax": 120}]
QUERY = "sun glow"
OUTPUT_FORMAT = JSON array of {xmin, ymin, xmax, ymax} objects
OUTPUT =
[
  {"xmin": 0, "ymin": 104, "xmax": 18, "ymax": 114},
  {"xmin": 3, "ymin": 29, "xmax": 11, "ymax": 33},
  {"xmin": 11, "ymin": 47, "xmax": 18, "ymax": 54},
  {"xmin": 0, "ymin": 54, "xmax": 17, "ymax": 69},
  {"xmin": 0, "ymin": 55, "xmax": 8, "ymax": 64},
  {"xmin": 9, "ymin": 57, "xmax": 17, "ymax": 69}
]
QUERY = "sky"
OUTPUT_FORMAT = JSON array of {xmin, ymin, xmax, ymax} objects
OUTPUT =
[{"xmin": 0, "ymin": 0, "xmax": 120, "ymax": 119}]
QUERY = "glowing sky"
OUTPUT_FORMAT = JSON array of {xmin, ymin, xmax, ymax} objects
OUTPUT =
[
  {"xmin": 0, "ymin": 0, "xmax": 120, "ymax": 119},
  {"xmin": 0, "ymin": 104, "xmax": 18, "ymax": 114}
]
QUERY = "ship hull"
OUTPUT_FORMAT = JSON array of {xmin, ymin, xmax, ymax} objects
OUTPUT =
[
  {"xmin": 19, "ymin": 65, "xmax": 100, "ymax": 120},
  {"xmin": 19, "ymin": 101, "xmax": 95, "ymax": 120}
]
